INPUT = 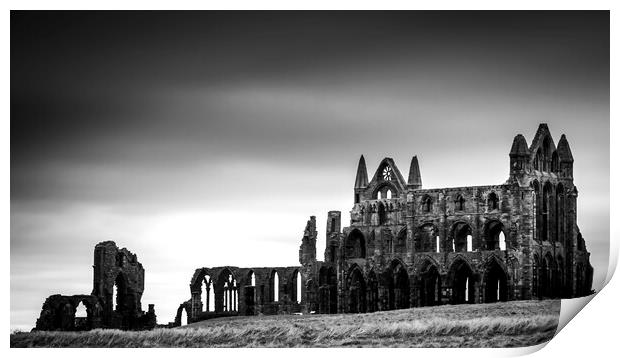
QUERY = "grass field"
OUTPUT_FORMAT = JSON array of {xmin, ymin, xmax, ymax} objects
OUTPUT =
[{"xmin": 10, "ymin": 300, "xmax": 560, "ymax": 348}]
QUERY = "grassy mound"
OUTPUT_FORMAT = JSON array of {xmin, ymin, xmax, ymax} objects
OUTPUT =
[{"xmin": 10, "ymin": 300, "xmax": 560, "ymax": 348}]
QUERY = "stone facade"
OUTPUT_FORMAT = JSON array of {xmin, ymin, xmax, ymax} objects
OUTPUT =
[
  {"xmin": 180, "ymin": 123, "xmax": 593, "ymax": 323},
  {"xmin": 34, "ymin": 241, "xmax": 157, "ymax": 331}
]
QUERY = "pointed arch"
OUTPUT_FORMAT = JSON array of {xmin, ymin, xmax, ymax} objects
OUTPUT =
[
  {"xmin": 487, "ymin": 192, "xmax": 499, "ymax": 211},
  {"xmin": 542, "ymin": 181, "xmax": 554, "ymax": 242},
  {"xmin": 531, "ymin": 179, "xmax": 542, "ymax": 241},
  {"xmin": 483, "ymin": 220, "xmax": 505, "ymax": 250},
  {"xmin": 346, "ymin": 265, "xmax": 366, "ymax": 313},
  {"xmin": 385, "ymin": 259, "xmax": 410, "ymax": 310},
  {"xmin": 377, "ymin": 201, "xmax": 386, "ymax": 225},
  {"xmin": 421, "ymin": 195, "xmax": 432, "ymax": 213},
  {"xmin": 366, "ymin": 270, "xmax": 379, "ymax": 312},
  {"xmin": 215, "ymin": 268, "xmax": 238, "ymax": 313},
  {"xmin": 483, "ymin": 257, "xmax": 509, "ymax": 303},
  {"xmin": 451, "ymin": 221, "xmax": 473, "ymax": 252},
  {"xmin": 269, "ymin": 270, "xmax": 279, "ymax": 303},
  {"xmin": 395, "ymin": 227, "xmax": 407, "ymax": 254},
  {"xmin": 243, "ymin": 270, "xmax": 256, "ymax": 315},
  {"xmin": 415, "ymin": 223, "xmax": 437, "ymax": 252},
  {"xmin": 419, "ymin": 259, "xmax": 441, "ymax": 307},
  {"xmin": 555, "ymin": 255, "xmax": 565, "ymax": 298},
  {"xmin": 532, "ymin": 254, "xmax": 540, "ymax": 298},
  {"xmin": 556, "ymin": 183, "xmax": 565, "ymax": 246},
  {"xmin": 543, "ymin": 253, "xmax": 556, "ymax": 298},
  {"xmin": 345, "ymin": 229, "xmax": 366, "ymax": 259},
  {"xmin": 448, "ymin": 257, "xmax": 476, "ymax": 304},
  {"xmin": 289, "ymin": 269, "xmax": 302, "ymax": 304},
  {"xmin": 201, "ymin": 275, "xmax": 212, "ymax": 312}
]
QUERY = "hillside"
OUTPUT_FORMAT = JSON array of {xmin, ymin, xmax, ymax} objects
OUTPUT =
[{"xmin": 10, "ymin": 300, "xmax": 560, "ymax": 348}]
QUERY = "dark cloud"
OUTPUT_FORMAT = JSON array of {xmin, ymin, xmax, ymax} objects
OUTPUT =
[{"xmin": 11, "ymin": 11, "xmax": 609, "ymax": 330}]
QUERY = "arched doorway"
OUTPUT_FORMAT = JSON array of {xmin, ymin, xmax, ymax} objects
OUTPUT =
[
  {"xmin": 366, "ymin": 271, "xmax": 379, "ymax": 312},
  {"xmin": 449, "ymin": 259, "xmax": 476, "ymax": 304},
  {"xmin": 347, "ymin": 267, "xmax": 366, "ymax": 313},
  {"xmin": 483, "ymin": 259, "xmax": 508, "ymax": 303},
  {"xmin": 386, "ymin": 261, "xmax": 410, "ymax": 310},
  {"xmin": 419, "ymin": 261, "xmax": 441, "ymax": 307}
]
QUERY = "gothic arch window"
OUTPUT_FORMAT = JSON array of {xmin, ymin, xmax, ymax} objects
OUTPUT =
[
  {"xmin": 422, "ymin": 196, "xmax": 432, "ymax": 213},
  {"xmin": 378, "ymin": 202, "xmax": 386, "ymax": 225},
  {"xmin": 534, "ymin": 148, "xmax": 542, "ymax": 170},
  {"xmin": 455, "ymin": 194, "xmax": 465, "ymax": 211},
  {"xmin": 531, "ymin": 180, "xmax": 541, "ymax": 241},
  {"xmin": 386, "ymin": 189, "xmax": 392, "ymax": 199},
  {"xmin": 487, "ymin": 192, "xmax": 499, "ymax": 211},
  {"xmin": 533, "ymin": 254, "xmax": 540, "ymax": 298},
  {"xmin": 556, "ymin": 183, "xmax": 565, "ymax": 246},
  {"xmin": 346, "ymin": 230, "xmax": 366, "ymax": 259},
  {"xmin": 452, "ymin": 222, "xmax": 473, "ymax": 253},
  {"xmin": 543, "ymin": 136, "xmax": 553, "ymax": 172},
  {"xmin": 484, "ymin": 220, "xmax": 504, "ymax": 250},
  {"xmin": 271, "ymin": 271, "xmax": 279, "ymax": 302},
  {"xmin": 542, "ymin": 182, "xmax": 553, "ymax": 242},
  {"xmin": 415, "ymin": 224, "xmax": 436, "ymax": 252},
  {"xmin": 551, "ymin": 151, "xmax": 559, "ymax": 172},
  {"xmin": 201, "ymin": 275, "xmax": 212, "ymax": 312}
]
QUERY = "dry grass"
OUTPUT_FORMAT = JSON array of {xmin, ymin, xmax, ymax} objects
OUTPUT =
[{"xmin": 10, "ymin": 300, "xmax": 559, "ymax": 348}]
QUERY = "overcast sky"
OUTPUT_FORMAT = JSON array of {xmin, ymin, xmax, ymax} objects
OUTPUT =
[{"xmin": 11, "ymin": 11, "xmax": 609, "ymax": 330}]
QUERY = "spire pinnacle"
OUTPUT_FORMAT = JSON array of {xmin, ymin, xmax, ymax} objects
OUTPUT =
[
  {"xmin": 407, "ymin": 156, "xmax": 422, "ymax": 188},
  {"xmin": 354, "ymin": 155, "xmax": 368, "ymax": 188}
]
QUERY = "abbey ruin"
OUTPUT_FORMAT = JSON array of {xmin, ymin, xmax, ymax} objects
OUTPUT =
[
  {"xmin": 34, "ymin": 241, "xmax": 157, "ymax": 331},
  {"xmin": 175, "ymin": 123, "xmax": 593, "ymax": 324},
  {"xmin": 33, "ymin": 123, "xmax": 594, "ymax": 330}
]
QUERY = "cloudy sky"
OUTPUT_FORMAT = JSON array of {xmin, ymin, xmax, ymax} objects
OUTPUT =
[{"xmin": 11, "ymin": 11, "xmax": 609, "ymax": 330}]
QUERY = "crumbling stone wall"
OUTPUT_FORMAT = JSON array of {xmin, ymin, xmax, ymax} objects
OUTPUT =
[{"xmin": 34, "ymin": 241, "xmax": 156, "ymax": 331}]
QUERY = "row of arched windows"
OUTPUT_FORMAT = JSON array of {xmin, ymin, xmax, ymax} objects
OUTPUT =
[
  {"xmin": 420, "ymin": 192, "xmax": 501, "ymax": 213},
  {"xmin": 344, "ymin": 222, "xmax": 507, "ymax": 259}
]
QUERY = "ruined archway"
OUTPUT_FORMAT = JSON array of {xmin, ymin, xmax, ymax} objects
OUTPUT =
[
  {"xmin": 347, "ymin": 266, "xmax": 366, "ymax": 313},
  {"xmin": 366, "ymin": 270, "xmax": 379, "ymax": 312},
  {"xmin": 419, "ymin": 260, "xmax": 441, "ymax": 307},
  {"xmin": 385, "ymin": 260, "xmax": 410, "ymax": 310},
  {"xmin": 448, "ymin": 258, "xmax": 476, "ymax": 304},
  {"xmin": 483, "ymin": 258, "xmax": 508, "ymax": 303},
  {"xmin": 214, "ymin": 268, "xmax": 238, "ymax": 313}
]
